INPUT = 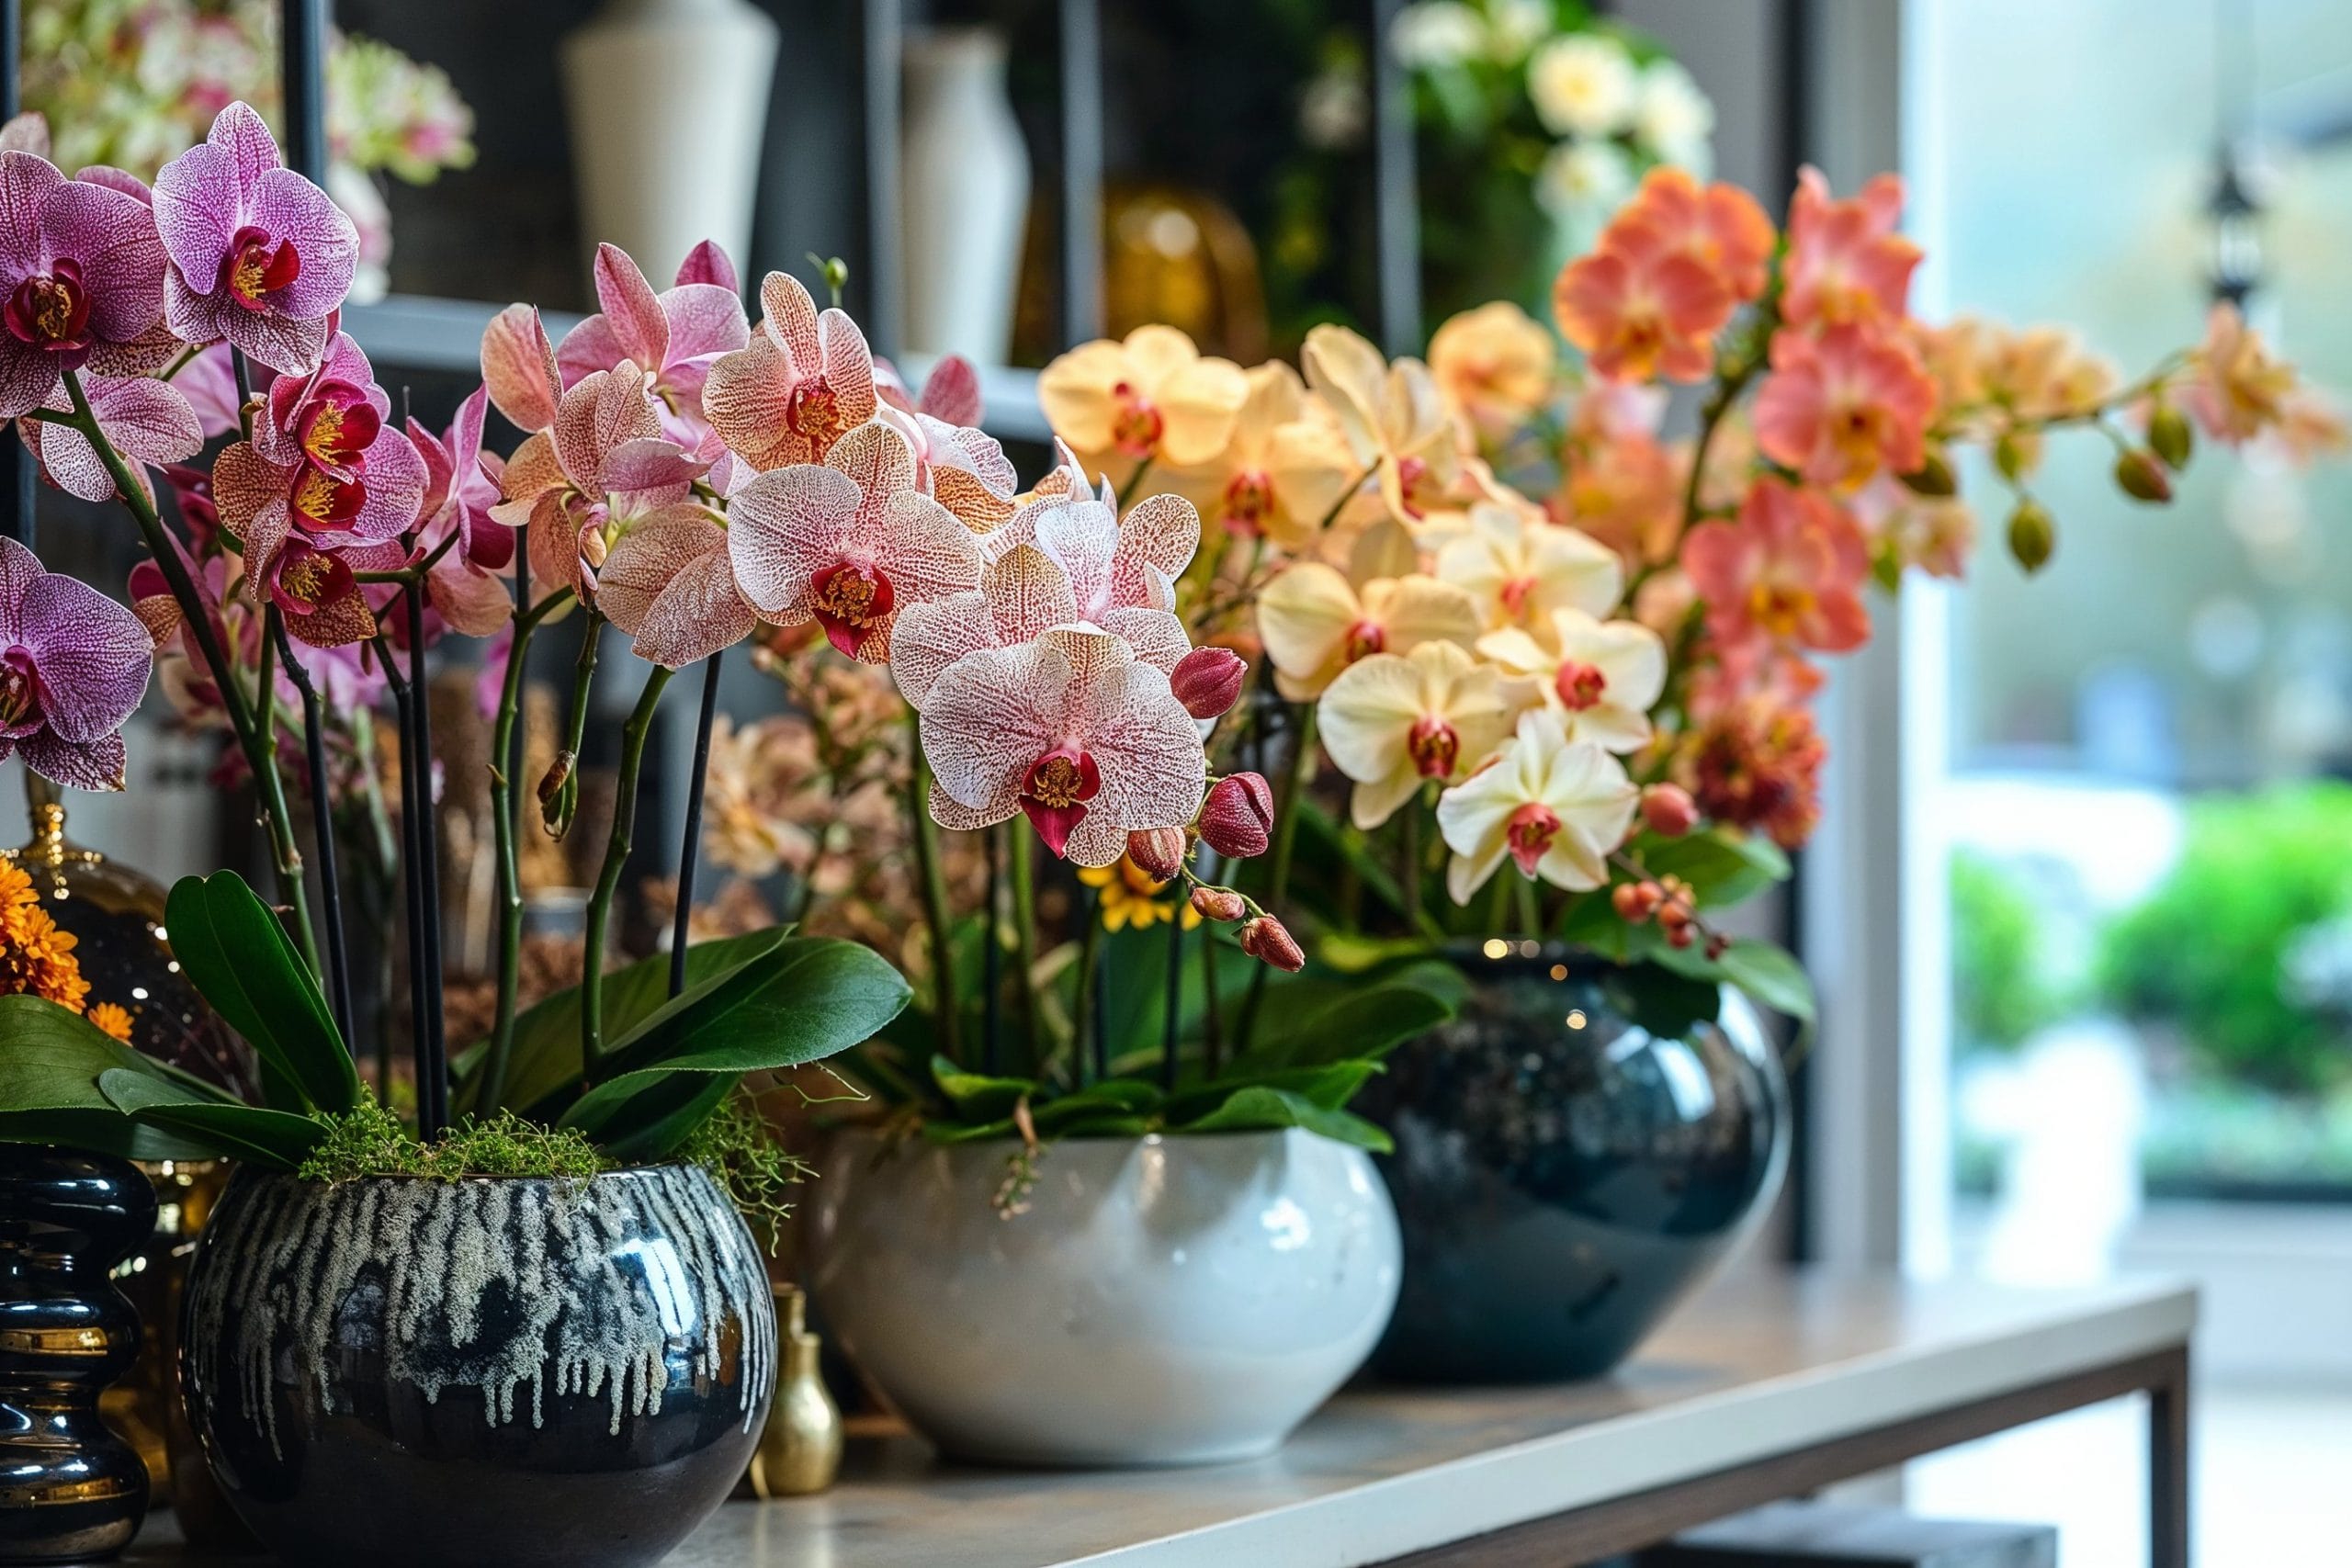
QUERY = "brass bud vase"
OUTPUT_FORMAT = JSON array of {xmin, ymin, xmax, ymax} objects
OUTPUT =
[{"xmin": 747, "ymin": 1285, "xmax": 842, "ymax": 1498}]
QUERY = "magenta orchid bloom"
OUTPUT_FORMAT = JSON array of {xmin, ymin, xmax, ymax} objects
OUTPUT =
[
  {"xmin": 704, "ymin": 270, "xmax": 876, "ymax": 473},
  {"xmin": 22, "ymin": 373, "xmax": 200, "ymax": 502},
  {"xmin": 920, "ymin": 623, "xmax": 1207, "ymax": 864},
  {"xmin": 153, "ymin": 102, "xmax": 357, "ymax": 374},
  {"xmin": 0, "ymin": 149, "xmax": 167, "ymax": 417},
  {"xmin": 492, "ymin": 357, "xmax": 709, "ymax": 605},
  {"xmin": 210, "ymin": 332, "xmax": 426, "ymax": 647},
  {"xmin": 556, "ymin": 242, "xmax": 750, "ymax": 446},
  {"xmin": 0, "ymin": 537, "xmax": 154, "ymax": 791},
  {"xmin": 407, "ymin": 386, "xmax": 514, "ymax": 636},
  {"xmin": 726, "ymin": 420, "xmax": 981, "ymax": 662}
]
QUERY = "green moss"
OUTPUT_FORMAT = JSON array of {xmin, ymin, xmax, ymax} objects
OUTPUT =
[
  {"xmin": 674, "ymin": 1091, "xmax": 809, "ymax": 1253},
  {"xmin": 297, "ymin": 1098, "xmax": 613, "ymax": 1184}
]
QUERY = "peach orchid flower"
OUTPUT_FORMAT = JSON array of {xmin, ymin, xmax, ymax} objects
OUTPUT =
[
  {"xmin": 1433, "ymin": 502, "xmax": 1623, "ymax": 637},
  {"xmin": 1163, "ymin": 360, "xmax": 1356, "ymax": 547},
  {"xmin": 1476, "ymin": 607, "xmax": 1667, "ymax": 753},
  {"xmin": 1036, "ymin": 324, "xmax": 1249, "ymax": 491}
]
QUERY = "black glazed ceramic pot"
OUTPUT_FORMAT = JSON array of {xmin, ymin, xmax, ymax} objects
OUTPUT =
[
  {"xmin": 180, "ymin": 1165, "xmax": 775, "ymax": 1568},
  {"xmin": 0, "ymin": 1145, "xmax": 156, "ymax": 1564},
  {"xmin": 1361, "ymin": 947, "xmax": 1789, "ymax": 1383}
]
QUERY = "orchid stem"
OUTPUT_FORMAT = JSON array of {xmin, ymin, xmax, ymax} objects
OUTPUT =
[
  {"xmin": 546, "ymin": 612, "xmax": 605, "ymax": 838},
  {"xmin": 57, "ymin": 367, "xmax": 320, "ymax": 974},
  {"xmin": 374, "ymin": 632, "xmax": 430, "ymax": 1132},
  {"xmin": 479, "ymin": 587, "xmax": 569, "ymax": 1115},
  {"xmin": 1010, "ymin": 826, "xmax": 1039, "ymax": 1075},
  {"xmin": 404, "ymin": 588, "xmax": 447, "ymax": 1139},
  {"xmin": 267, "ymin": 608, "xmax": 355, "ymax": 1053},
  {"xmin": 582, "ymin": 667, "xmax": 674, "ymax": 1078},
  {"xmin": 1163, "ymin": 864, "xmax": 1185, "ymax": 1089},
  {"xmin": 670, "ymin": 650, "xmax": 723, "ymax": 998},
  {"xmin": 1114, "ymin": 456, "xmax": 1156, "ymax": 509},
  {"xmin": 1071, "ymin": 891, "xmax": 1103, "ymax": 1086},
  {"xmin": 982, "ymin": 824, "xmax": 1002, "ymax": 1076},
  {"xmin": 904, "ymin": 709, "xmax": 960, "ymax": 1063},
  {"xmin": 1238, "ymin": 704, "xmax": 1317, "ymax": 1052}
]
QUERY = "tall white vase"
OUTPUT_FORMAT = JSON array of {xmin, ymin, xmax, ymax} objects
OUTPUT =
[
  {"xmin": 560, "ymin": 0, "xmax": 779, "ymax": 288},
  {"xmin": 900, "ymin": 28, "xmax": 1031, "ymax": 362}
]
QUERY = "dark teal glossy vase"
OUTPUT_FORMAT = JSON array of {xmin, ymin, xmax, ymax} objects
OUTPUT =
[
  {"xmin": 0, "ymin": 1145, "xmax": 157, "ymax": 1562},
  {"xmin": 1362, "ymin": 949, "xmax": 1789, "ymax": 1383}
]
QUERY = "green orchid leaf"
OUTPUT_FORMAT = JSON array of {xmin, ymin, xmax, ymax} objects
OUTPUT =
[
  {"xmin": 570, "ymin": 1073, "xmax": 736, "ymax": 1165},
  {"xmin": 164, "ymin": 872, "xmax": 356, "ymax": 1115},
  {"xmin": 930, "ymin": 1055, "xmax": 1035, "ymax": 1121},
  {"xmin": 1033, "ymin": 1079, "xmax": 1163, "ymax": 1132},
  {"xmin": 1046, "ymin": 1114, "xmax": 1154, "ymax": 1139},
  {"xmin": 1171, "ymin": 1086, "xmax": 1394, "ymax": 1152},
  {"xmin": 0, "ymin": 997, "xmax": 224, "ymax": 1160},
  {"xmin": 1637, "ymin": 829, "xmax": 1792, "ymax": 909},
  {"xmin": 96, "ymin": 1070, "xmax": 320, "ymax": 1168},
  {"xmin": 1225, "ymin": 977, "xmax": 1458, "ymax": 1075},
  {"xmin": 488, "ymin": 928, "xmax": 796, "ymax": 1116}
]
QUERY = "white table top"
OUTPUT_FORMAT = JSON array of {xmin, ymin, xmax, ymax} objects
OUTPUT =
[{"xmin": 140, "ymin": 1269, "xmax": 2195, "ymax": 1568}]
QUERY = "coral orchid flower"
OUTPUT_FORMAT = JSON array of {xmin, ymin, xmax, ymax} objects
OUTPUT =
[
  {"xmin": 1613, "ymin": 166, "xmax": 1775, "ymax": 302},
  {"xmin": 1752, "ymin": 323, "xmax": 1937, "ymax": 491},
  {"xmin": 1781, "ymin": 166, "xmax": 1919, "ymax": 333},
  {"xmin": 1553, "ymin": 221, "xmax": 1733, "ymax": 384},
  {"xmin": 1680, "ymin": 477, "xmax": 1871, "ymax": 654}
]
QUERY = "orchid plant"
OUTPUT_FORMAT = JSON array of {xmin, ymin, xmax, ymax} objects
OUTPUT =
[{"xmin": 0, "ymin": 101, "xmax": 910, "ymax": 1183}]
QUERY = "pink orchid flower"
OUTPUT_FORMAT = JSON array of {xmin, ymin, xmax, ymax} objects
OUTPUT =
[
  {"xmin": 21, "ymin": 373, "xmax": 200, "ymax": 502},
  {"xmin": 407, "ymin": 386, "xmax": 514, "ymax": 636},
  {"xmin": 725, "ymin": 420, "xmax": 981, "ymax": 662},
  {"xmin": 153, "ymin": 102, "xmax": 357, "ymax": 375},
  {"xmin": 210, "ymin": 331, "xmax": 426, "ymax": 647},
  {"xmin": 1752, "ymin": 322, "xmax": 1938, "ymax": 491},
  {"xmin": 704, "ymin": 270, "xmax": 877, "ymax": 473},
  {"xmin": 921, "ymin": 623, "xmax": 1207, "ymax": 864},
  {"xmin": 0, "ymin": 149, "xmax": 167, "ymax": 416},
  {"xmin": 0, "ymin": 536, "xmax": 154, "ymax": 791},
  {"xmin": 875, "ymin": 356, "xmax": 1018, "ymax": 531},
  {"xmin": 1681, "ymin": 477, "xmax": 1871, "ymax": 654},
  {"xmin": 555, "ymin": 242, "xmax": 750, "ymax": 446},
  {"xmin": 1781, "ymin": 167, "xmax": 1921, "ymax": 333},
  {"xmin": 596, "ymin": 502, "xmax": 758, "ymax": 670},
  {"xmin": 492, "ymin": 355, "xmax": 710, "ymax": 604}
]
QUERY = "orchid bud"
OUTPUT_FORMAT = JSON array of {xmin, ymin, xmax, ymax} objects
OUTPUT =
[
  {"xmin": 1191, "ymin": 885, "xmax": 1248, "ymax": 923},
  {"xmin": 2148, "ymin": 401, "xmax": 2194, "ymax": 469},
  {"xmin": 1170, "ymin": 646, "xmax": 1248, "ymax": 719},
  {"xmin": 2113, "ymin": 448, "xmax": 2172, "ymax": 503},
  {"xmin": 1126, "ymin": 826, "xmax": 1187, "ymax": 883},
  {"xmin": 1899, "ymin": 447, "xmax": 1957, "ymax": 498},
  {"xmin": 1640, "ymin": 784, "xmax": 1698, "ymax": 839},
  {"xmin": 2007, "ymin": 500, "xmax": 2053, "ymax": 574},
  {"xmin": 1238, "ymin": 914, "xmax": 1306, "ymax": 972},
  {"xmin": 1198, "ymin": 772, "xmax": 1275, "ymax": 859}
]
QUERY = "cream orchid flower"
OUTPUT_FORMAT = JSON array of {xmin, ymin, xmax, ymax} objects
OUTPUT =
[
  {"xmin": 1037, "ymin": 324, "xmax": 1249, "ymax": 490},
  {"xmin": 1163, "ymin": 361, "xmax": 1355, "ymax": 547},
  {"xmin": 1435, "ymin": 710, "xmax": 1637, "ymax": 905},
  {"xmin": 1475, "ymin": 607, "xmax": 1666, "ymax": 752},
  {"xmin": 1317, "ymin": 638, "xmax": 1511, "ymax": 829},
  {"xmin": 1434, "ymin": 502, "xmax": 1623, "ymax": 634},
  {"xmin": 1302, "ymin": 323, "xmax": 1463, "ymax": 528},
  {"xmin": 1427, "ymin": 302, "xmax": 1556, "ymax": 434},
  {"xmin": 1258, "ymin": 562, "xmax": 1480, "ymax": 700}
]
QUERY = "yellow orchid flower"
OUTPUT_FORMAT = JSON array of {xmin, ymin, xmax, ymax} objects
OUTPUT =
[
  {"xmin": 1301, "ymin": 323, "xmax": 1462, "ymax": 529},
  {"xmin": 1434, "ymin": 502, "xmax": 1623, "ymax": 635},
  {"xmin": 1475, "ymin": 606, "xmax": 1667, "ymax": 753},
  {"xmin": 1434, "ymin": 710, "xmax": 1638, "ymax": 905},
  {"xmin": 1317, "ymin": 639, "xmax": 1512, "ymax": 829},
  {"xmin": 1038, "ymin": 324, "xmax": 1250, "ymax": 491},
  {"xmin": 1163, "ymin": 361, "xmax": 1356, "ymax": 548},
  {"xmin": 1259, "ymin": 562, "xmax": 1481, "ymax": 701}
]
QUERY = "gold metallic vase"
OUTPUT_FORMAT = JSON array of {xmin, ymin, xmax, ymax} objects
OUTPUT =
[{"xmin": 747, "ymin": 1286, "xmax": 842, "ymax": 1498}]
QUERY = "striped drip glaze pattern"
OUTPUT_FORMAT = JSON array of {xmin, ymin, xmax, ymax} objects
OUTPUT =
[{"xmin": 186, "ymin": 1164, "xmax": 775, "ymax": 1453}]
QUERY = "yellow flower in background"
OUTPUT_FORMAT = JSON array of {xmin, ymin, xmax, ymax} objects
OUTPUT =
[
  {"xmin": 1434, "ymin": 502, "xmax": 1623, "ymax": 635},
  {"xmin": 1258, "ymin": 562, "xmax": 1481, "ymax": 700},
  {"xmin": 1163, "ymin": 362, "xmax": 1356, "ymax": 548},
  {"xmin": 1079, "ymin": 855, "xmax": 1201, "ymax": 931},
  {"xmin": 1317, "ymin": 639, "xmax": 1514, "ymax": 829},
  {"xmin": 1039, "ymin": 325, "xmax": 1250, "ymax": 490},
  {"xmin": 1429, "ymin": 302, "xmax": 1557, "ymax": 433},
  {"xmin": 0, "ymin": 864, "xmax": 92, "ymax": 1014},
  {"xmin": 87, "ymin": 1002, "xmax": 133, "ymax": 1043},
  {"xmin": 1302, "ymin": 324, "xmax": 1462, "ymax": 528}
]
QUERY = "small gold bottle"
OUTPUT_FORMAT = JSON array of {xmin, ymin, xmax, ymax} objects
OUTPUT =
[{"xmin": 748, "ymin": 1285, "xmax": 842, "ymax": 1498}]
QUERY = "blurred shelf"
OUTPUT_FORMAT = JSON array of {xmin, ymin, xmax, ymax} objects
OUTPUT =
[{"xmin": 343, "ymin": 295, "xmax": 1048, "ymax": 445}]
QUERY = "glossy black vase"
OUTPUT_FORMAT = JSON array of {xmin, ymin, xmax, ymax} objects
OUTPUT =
[
  {"xmin": 1363, "ymin": 949, "xmax": 1789, "ymax": 1383},
  {"xmin": 180, "ymin": 1166, "xmax": 775, "ymax": 1568},
  {"xmin": 0, "ymin": 1145, "xmax": 157, "ymax": 1563}
]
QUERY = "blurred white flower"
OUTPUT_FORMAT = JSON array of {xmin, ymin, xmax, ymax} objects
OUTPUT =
[
  {"xmin": 1300, "ymin": 63, "xmax": 1369, "ymax": 151},
  {"xmin": 1392, "ymin": 1, "xmax": 1486, "ymax": 71},
  {"xmin": 1634, "ymin": 58, "xmax": 1715, "ymax": 170},
  {"xmin": 1528, "ymin": 33, "xmax": 1636, "ymax": 138},
  {"xmin": 1486, "ymin": 0, "xmax": 1552, "ymax": 63},
  {"xmin": 1536, "ymin": 137, "xmax": 1634, "ymax": 219}
]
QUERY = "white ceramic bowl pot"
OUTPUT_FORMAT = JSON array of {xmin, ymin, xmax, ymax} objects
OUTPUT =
[{"xmin": 807, "ymin": 1128, "xmax": 1401, "ymax": 1467}]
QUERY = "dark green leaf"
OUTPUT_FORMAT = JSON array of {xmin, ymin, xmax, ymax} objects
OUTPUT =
[
  {"xmin": 1163, "ymin": 1061, "xmax": 1382, "ymax": 1122},
  {"xmin": 1048, "ymin": 1114, "xmax": 1153, "ymax": 1139},
  {"xmin": 1638, "ymin": 829, "xmax": 1792, "ymax": 909},
  {"xmin": 97, "ymin": 1070, "xmax": 320, "ymax": 1168},
  {"xmin": 486, "ymin": 929, "xmax": 797, "ymax": 1116},
  {"xmin": 1033, "ymin": 1079, "xmax": 1162, "ymax": 1132},
  {"xmin": 930, "ymin": 1055, "xmax": 1035, "ymax": 1121},
  {"xmin": 1715, "ymin": 940, "xmax": 1816, "ymax": 1023},
  {"xmin": 1172, "ymin": 1086, "xmax": 1393, "ymax": 1152},
  {"xmin": 575, "ymin": 1074, "xmax": 736, "ymax": 1164},
  {"xmin": 1225, "ymin": 977, "xmax": 1457, "ymax": 1074},
  {"xmin": 164, "ymin": 872, "xmax": 356, "ymax": 1114},
  {"xmin": 0, "ymin": 997, "xmax": 223, "ymax": 1159}
]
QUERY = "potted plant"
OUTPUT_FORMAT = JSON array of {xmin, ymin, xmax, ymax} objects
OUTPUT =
[
  {"xmin": 0, "ymin": 102, "xmax": 909, "ymax": 1564},
  {"xmin": 1025, "ymin": 166, "xmax": 2343, "ymax": 1382}
]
